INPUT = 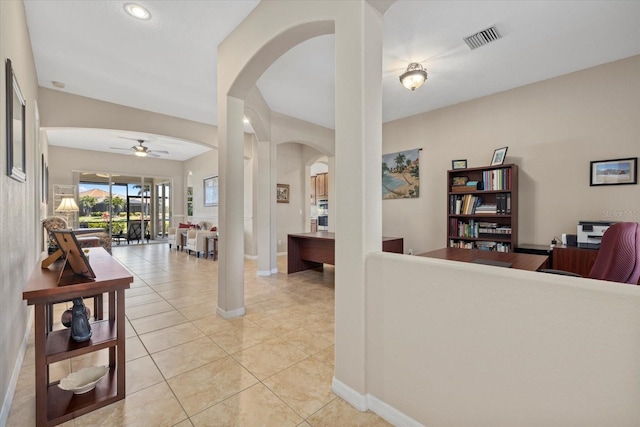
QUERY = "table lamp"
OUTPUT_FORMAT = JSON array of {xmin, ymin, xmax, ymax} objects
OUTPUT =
[{"xmin": 55, "ymin": 196, "xmax": 79, "ymax": 228}]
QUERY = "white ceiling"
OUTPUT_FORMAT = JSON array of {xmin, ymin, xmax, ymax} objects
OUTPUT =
[{"xmin": 24, "ymin": 0, "xmax": 640, "ymax": 161}]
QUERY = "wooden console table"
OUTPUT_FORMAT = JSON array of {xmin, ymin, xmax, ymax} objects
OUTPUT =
[
  {"xmin": 23, "ymin": 247, "xmax": 132, "ymax": 426},
  {"xmin": 287, "ymin": 232, "xmax": 404, "ymax": 273},
  {"xmin": 417, "ymin": 247, "xmax": 549, "ymax": 271}
]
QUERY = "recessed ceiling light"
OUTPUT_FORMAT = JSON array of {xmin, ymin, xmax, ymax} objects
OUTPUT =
[
  {"xmin": 124, "ymin": 3, "xmax": 151, "ymax": 20},
  {"xmin": 52, "ymin": 81, "xmax": 65, "ymax": 88}
]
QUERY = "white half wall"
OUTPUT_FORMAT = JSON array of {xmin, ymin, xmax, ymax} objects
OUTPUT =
[{"xmin": 365, "ymin": 252, "xmax": 640, "ymax": 426}]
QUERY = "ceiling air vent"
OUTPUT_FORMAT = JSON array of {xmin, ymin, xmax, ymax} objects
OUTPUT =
[{"xmin": 464, "ymin": 26, "xmax": 501, "ymax": 50}]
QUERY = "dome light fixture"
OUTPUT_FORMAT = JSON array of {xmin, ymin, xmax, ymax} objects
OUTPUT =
[
  {"xmin": 399, "ymin": 62, "xmax": 428, "ymax": 91},
  {"xmin": 124, "ymin": 3, "xmax": 151, "ymax": 20}
]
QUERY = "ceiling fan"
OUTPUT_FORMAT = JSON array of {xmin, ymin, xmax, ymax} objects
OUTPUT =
[{"xmin": 109, "ymin": 138, "xmax": 169, "ymax": 158}]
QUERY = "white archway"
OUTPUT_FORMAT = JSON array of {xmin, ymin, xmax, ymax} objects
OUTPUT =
[{"xmin": 217, "ymin": 0, "xmax": 393, "ymax": 407}]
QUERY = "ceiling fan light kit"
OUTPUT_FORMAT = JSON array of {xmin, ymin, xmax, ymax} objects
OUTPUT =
[
  {"xmin": 110, "ymin": 138, "xmax": 168, "ymax": 158},
  {"xmin": 399, "ymin": 62, "xmax": 428, "ymax": 91}
]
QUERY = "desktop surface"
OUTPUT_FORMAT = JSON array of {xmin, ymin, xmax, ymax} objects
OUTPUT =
[{"xmin": 417, "ymin": 247, "xmax": 549, "ymax": 271}]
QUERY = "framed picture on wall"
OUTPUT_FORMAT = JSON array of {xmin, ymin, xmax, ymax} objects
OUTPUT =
[
  {"xmin": 277, "ymin": 183, "xmax": 290, "ymax": 203},
  {"xmin": 590, "ymin": 158, "xmax": 637, "ymax": 186},
  {"xmin": 203, "ymin": 176, "xmax": 218, "ymax": 206},
  {"xmin": 6, "ymin": 58, "xmax": 27, "ymax": 182}
]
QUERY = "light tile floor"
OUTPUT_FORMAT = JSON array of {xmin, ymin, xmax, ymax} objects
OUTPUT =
[{"xmin": 8, "ymin": 244, "xmax": 391, "ymax": 426}]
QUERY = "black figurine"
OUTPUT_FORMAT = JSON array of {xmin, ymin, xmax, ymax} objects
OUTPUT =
[{"xmin": 70, "ymin": 297, "xmax": 92, "ymax": 342}]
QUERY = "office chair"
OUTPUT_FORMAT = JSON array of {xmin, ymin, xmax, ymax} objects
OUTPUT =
[{"xmin": 540, "ymin": 222, "xmax": 640, "ymax": 284}]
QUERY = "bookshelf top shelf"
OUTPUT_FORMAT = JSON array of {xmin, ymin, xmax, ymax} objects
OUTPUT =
[{"xmin": 448, "ymin": 163, "xmax": 517, "ymax": 174}]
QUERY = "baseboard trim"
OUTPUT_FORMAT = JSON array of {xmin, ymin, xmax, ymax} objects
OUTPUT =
[
  {"xmin": 332, "ymin": 377, "xmax": 423, "ymax": 427},
  {"xmin": 216, "ymin": 306, "xmax": 246, "ymax": 319},
  {"xmin": 257, "ymin": 270, "xmax": 271, "ymax": 277},
  {"xmin": 332, "ymin": 377, "xmax": 367, "ymax": 411},
  {"xmin": 367, "ymin": 393, "xmax": 424, "ymax": 427},
  {"xmin": 0, "ymin": 309, "xmax": 33, "ymax": 427},
  {"xmin": 271, "ymin": 267, "xmax": 278, "ymax": 274}
]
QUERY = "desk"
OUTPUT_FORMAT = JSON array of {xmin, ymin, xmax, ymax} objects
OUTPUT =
[
  {"xmin": 23, "ymin": 248, "xmax": 132, "ymax": 426},
  {"xmin": 287, "ymin": 232, "xmax": 404, "ymax": 274},
  {"xmin": 552, "ymin": 245, "xmax": 598, "ymax": 276},
  {"xmin": 417, "ymin": 247, "xmax": 549, "ymax": 271}
]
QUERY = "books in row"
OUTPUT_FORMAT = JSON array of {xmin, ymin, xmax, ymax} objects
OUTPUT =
[
  {"xmin": 449, "ymin": 220, "xmax": 512, "ymax": 239},
  {"xmin": 482, "ymin": 168, "xmax": 512, "ymax": 191},
  {"xmin": 448, "ymin": 239, "xmax": 511, "ymax": 252},
  {"xmin": 449, "ymin": 194, "xmax": 511, "ymax": 215}
]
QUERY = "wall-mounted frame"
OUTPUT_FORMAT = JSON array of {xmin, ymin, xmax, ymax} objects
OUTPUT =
[
  {"xmin": 490, "ymin": 147, "xmax": 508, "ymax": 166},
  {"xmin": 204, "ymin": 175, "xmax": 219, "ymax": 206},
  {"xmin": 277, "ymin": 183, "xmax": 290, "ymax": 203},
  {"xmin": 6, "ymin": 59, "xmax": 26, "ymax": 182},
  {"xmin": 452, "ymin": 159, "xmax": 467, "ymax": 170},
  {"xmin": 590, "ymin": 157, "xmax": 637, "ymax": 186}
]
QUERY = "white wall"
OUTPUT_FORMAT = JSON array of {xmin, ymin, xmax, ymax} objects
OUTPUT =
[
  {"xmin": 0, "ymin": 1, "xmax": 40, "ymax": 422},
  {"xmin": 382, "ymin": 55, "xmax": 640, "ymax": 254},
  {"xmin": 365, "ymin": 252, "xmax": 640, "ymax": 426}
]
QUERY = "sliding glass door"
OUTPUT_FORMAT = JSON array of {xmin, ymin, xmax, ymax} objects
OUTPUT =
[{"xmin": 77, "ymin": 173, "xmax": 171, "ymax": 243}]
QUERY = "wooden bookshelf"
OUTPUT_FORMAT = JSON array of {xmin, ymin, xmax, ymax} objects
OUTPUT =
[{"xmin": 447, "ymin": 164, "xmax": 518, "ymax": 252}]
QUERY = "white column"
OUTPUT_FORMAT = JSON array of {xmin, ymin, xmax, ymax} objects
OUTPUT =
[
  {"xmin": 269, "ymin": 141, "xmax": 278, "ymax": 273},
  {"xmin": 333, "ymin": 1, "xmax": 383, "ymax": 402},
  {"xmin": 327, "ymin": 156, "xmax": 336, "ymax": 232},
  {"xmin": 256, "ymin": 140, "xmax": 273, "ymax": 276},
  {"xmin": 217, "ymin": 95, "xmax": 246, "ymax": 318}
]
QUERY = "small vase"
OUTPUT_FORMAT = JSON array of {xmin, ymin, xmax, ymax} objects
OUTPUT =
[{"xmin": 70, "ymin": 297, "xmax": 92, "ymax": 342}]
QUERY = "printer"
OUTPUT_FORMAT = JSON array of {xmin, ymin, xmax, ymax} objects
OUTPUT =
[{"xmin": 577, "ymin": 221, "xmax": 616, "ymax": 249}]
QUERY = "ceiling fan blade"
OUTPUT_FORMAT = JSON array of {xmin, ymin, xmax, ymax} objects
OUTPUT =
[
  {"xmin": 109, "ymin": 147, "xmax": 131, "ymax": 151},
  {"xmin": 118, "ymin": 136, "xmax": 150, "ymax": 142},
  {"xmin": 146, "ymin": 152, "xmax": 161, "ymax": 158},
  {"xmin": 149, "ymin": 150, "xmax": 169, "ymax": 154}
]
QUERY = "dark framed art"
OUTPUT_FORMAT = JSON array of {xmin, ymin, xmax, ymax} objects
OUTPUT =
[
  {"xmin": 204, "ymin": 176, "xmax": 219, "ymax": 206},
  {"xmin": 277, "ymin": 183, "xmax": 290, "ymax": 203},
  {"xmin": 6, "ymin": 58, "xmax": 26, "ymax": 182},
  {"xmin": 590, "ymin": 157, "xmax": 637, "ymax": 186},
  {"xmin": 452, "ymin": 159, "xmax": 467, "ymax": 170},
  {"xmin": 490, "ymin": 147, "xmax": 508, "ymax": 166}
]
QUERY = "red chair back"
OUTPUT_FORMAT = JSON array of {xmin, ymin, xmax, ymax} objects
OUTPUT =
[{"xmin": 588, "ymin": 222, "xmax": 640, "ymax": 284}]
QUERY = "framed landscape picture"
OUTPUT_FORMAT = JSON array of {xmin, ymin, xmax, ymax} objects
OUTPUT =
[
  {"xmin": 590, "ymin": 158, "xmax": 637, "ymax": 186},
  {"xmin": 203, "ymin": 176, "xmax": 219, "ymax": 206},
  {"xmin": 6, "ymin": 59, "xmax": 26, "ymax": 182}
]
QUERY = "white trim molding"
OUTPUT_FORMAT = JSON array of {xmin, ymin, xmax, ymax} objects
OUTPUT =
[
  {"xmin": 332, "ymin": 377, "xmax": 424, "ymax": 427},
  {"xmin": 216, "ymin": 306, "xmax": 245, "ymax": 319}
]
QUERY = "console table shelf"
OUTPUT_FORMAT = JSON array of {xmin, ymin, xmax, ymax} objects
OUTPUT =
[{"xmin": 23, "ymin": 247, "xmax": 132, "ymax": 427}]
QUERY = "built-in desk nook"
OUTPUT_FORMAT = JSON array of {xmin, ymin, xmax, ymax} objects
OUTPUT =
[
  {"xmin": 287, "ymin": 231, "xmax": 404, "ymax": 273},
  {"xmin": 23, "ymin": 247, "xmax": 132, "ymax": 426}
]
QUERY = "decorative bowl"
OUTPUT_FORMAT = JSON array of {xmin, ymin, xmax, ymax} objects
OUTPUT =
[{"xmin": 58, "ymin": 365, "xmax": 109, "ymax": 394}]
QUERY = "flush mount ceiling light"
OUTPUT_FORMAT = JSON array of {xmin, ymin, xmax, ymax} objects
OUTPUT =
[
  {"xmin": 399, "ymin": 63, "xmax": 428, "ymax": 91},
  {"xmin": 52, "ymin": 81, "xmax": 65, "ymax": 88},
  {"xmin": 124, "ymin": 3, "xmax": 151, "ymax": 20}
]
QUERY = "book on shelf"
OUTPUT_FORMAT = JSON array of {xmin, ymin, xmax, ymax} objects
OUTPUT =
[{"xmin": 482, "ymin": 168, "xmax": 512, "ymax": 191}]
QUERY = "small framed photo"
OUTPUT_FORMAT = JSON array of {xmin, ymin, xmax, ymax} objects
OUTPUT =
[
  {"xmin": 490, "ymin": 147, "xmax": 508, "ymax": 166},
  {"xmin": 452, "ymin": 159, "xmax": 467, "ymax": 170},
  {"xmin": 277, "ymin": 183, "xmax": 290, "ymax": 203},
  {"xmin": 452, "ymin": 176, "xmax": 468, "ymax": 186},
  {"xmin": 590, "ymin": 158, "xmax": 637, "ymax": 186}
]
